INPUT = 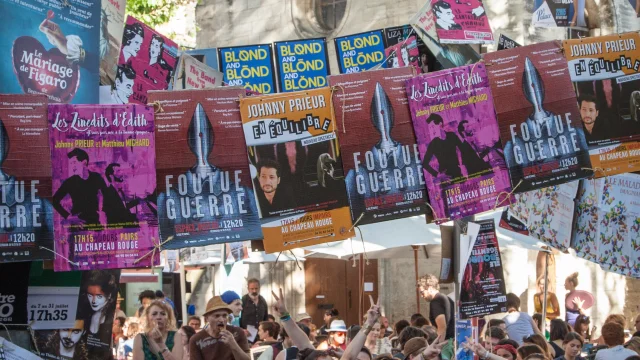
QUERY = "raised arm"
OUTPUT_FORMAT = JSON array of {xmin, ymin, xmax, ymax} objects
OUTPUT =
[
  {"xmin": 271, "ymin": 288, "xmax": 314, "ymax": 351},
  {"xmin": 341, "ymin": 295, "xmax": 380, "ymax": 360}
]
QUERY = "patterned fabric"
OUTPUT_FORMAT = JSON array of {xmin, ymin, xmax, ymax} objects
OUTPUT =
[{"xmin": 141, "ymin": 331, "xmax": 176, "ymax": 360}]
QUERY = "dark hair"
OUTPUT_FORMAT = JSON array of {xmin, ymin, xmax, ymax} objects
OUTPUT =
[
  {"xmin": 138, "ymin": 290, "xmax": 156, "ymax": 302},
  {"xmin": 395, "ymin": 319, "xmax": 410, "ymax": 335},
  {"xmin": 523, "ymin": 334, "xmax": 552, "ymax": 359},
  {"xmin": 247, "ymin": 278, "xmax": 261, "ymax": 286},
  {"xmin": 602, "ymin": 322, "xmax": 625, "ymax": 346},
  {"xmin": 533, "ymin": 313, "xmax": 543, "ymax": 324},
  {"xmin": 433, "ymin": 0, "xmax": 452, "ymax": 13},
  {"xmin": 486, "ymin": 326, "xmax": 507, "ymax": 340},
  {"xmin": 84, "ymin": 271, "xmax": 117, "ymax": 316},
  {"xmin": 325, "ymin": 309, "xmax": 339, "ymax": 317},
  {"xmin": 578, "ymin": 94, "xmax": 599, "ymax": 110},
  {"xmin": 150, "ymin": 34, "xmax": 165, "ymax": 55},
  {"xmin": 188, "ymin": 316, "xmax": 201, "ymax": 325},
  {"xmin": 624, "ymin": 356, "xmax": 640, "ymax": 360},
  {"xmin": 123, "ymin": 22, "xmax": 144, "ymax": 46},
  {"xmin": 425, "ymin": 114, "xmax": 443, "ymax": 126},
  {"xmin": 267, "ymin": 314, "xmax": 276, "ymax": 322},
  {"xmin": 180, "ymin": 325, "xmax": 196, "ymax": 342},
  {"xmin": 397, "ymin": 326, "xmax": 427, "ymax": 349},
  {"xmin": 260, "ymin": 321, "xmax": 280, "ymax": 339},
  {"xmin": 257, "ymin": 159, "xmax": 281, "ymax": 178},
  {"xmin": 489, "ymin": 319, "xmax": 506, "ymax": 328},
  {"xmin": 574, "ymin": 315, "xmax": 590, "ymax": 336},
  {"xmin": 413, "ymin": 316, "xmax": 429, "ymax": 328},
  {"xmin": 298, "ymin": 348, "xmax": 341, "ymax": 360},
  {"xmin": 550, "ymin": 319, "xmax": 569, "ymax": 342},
  {"xmin": 105, "ymin": 163, "xmax": 120, "ymax": 179},
  {"xmin": 422, "ymin": 325, "xmax": 438, "ymax": 344},
  {"xmin": 115, "ymin": 64, "xmax": 136, "ymax": 82},
  {"xmin": 498, "ymin": 339, "xmax": 520, "ymax": 349},
  {"xmin": 562, "ymin": 331, "xmax": 584, "ymax": 346},
  {"xmin": 116, "ymin": 316, "xmax": 126, "ymax": 327},
  {"xmin": 68, "ymin": 148, "xmax": 89, "ymax": 163},
  {"xmin": 359, "ymin": 347, "xmax": 372, "ymax": 360},
  {"xmin": 348, "ymin": 325, "xmax": 361, "ymax": 342},
  {"xmin": 155, "ymin": 290, "xmax": 165, "ymax": 298},
  {"xmin": 506, "ymin": 293, "xmax": 521, "ymax": 310},
  {"xmin": 457, "ymin": 120, "xmax": 469, "ymax": 136},
  {"xmin": 410, "ymin": 314, "xmax": 425, "ymax": 324},
  {"xmin": 517, "ymin": 344, "xmax": 545, "ymax": 359}
]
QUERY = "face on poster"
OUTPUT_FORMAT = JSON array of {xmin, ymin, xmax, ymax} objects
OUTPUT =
[
  {"xmin": 328, "ymin": 67, "xmax": 427, "ymax": 225},
  {"xmin": 384, "ymin": 25, "xmax": 432, "ymax": 74},
  {"xmin": 48, "ymin": 104, "xmax": 158, "ymax": 271},
  {"xmin": 239, "ymin": 88, "xmax": 354, "ymax": 252},
  {"xmin": 0, "ymin": 0, "xmax": 100, "ymax": 104},
  {"xmin": 563, "ymin": 33, "xmax": 640, "ymax": 177},
  {"xmin": 431, "ymin": 0, "xmax": 494, "ymax": 44},
  {"xmin": 334, "ymin": 30, "xmax": 386, "ymax": 74},
  {"xmin": 149, "ymin": 88, "xmax": 262, "ymax": 249},
  {"xmin": 0, "ymin": 94, "xmax": 54, "ymax": 262},
  {"xmin": 484, "ymin": 41, "xmax": 592, "ymax": 192},
  {"xmin": 99, "ymin": 0, "xmax": 126, "ymax": 86},
  {"xmin": 406, "ymin": 64, "xmax": 512, "ymax": 222},
  {"xmin": 275, "ymin": 38, "xmax": 329, "ymax": 92},
  {"xmin": 116, "ymin": 16, "xmax": 178, "ymax": 105},
  {"xmin": 218, "ymin": 44, "xmax": 276, "ymax": 94},
  {"xmin": 533, "ymin": 0, "xmax": 588, "ymax": 28}
]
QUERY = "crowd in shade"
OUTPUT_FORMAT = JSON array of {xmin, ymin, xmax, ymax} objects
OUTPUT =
[{"xmin": 111, "ymin": 276, "xmax": 640, "ymax": 360}]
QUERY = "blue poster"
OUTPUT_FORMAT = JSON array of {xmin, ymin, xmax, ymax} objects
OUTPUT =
[
  {"xmin": 274, "ymin": 38, "xmax": 329, "ymax": 92},
  {"xmin": 218, "ymin": 44, "xmax": 276, "ymax": 94},
  {"xmin": 0, "ymin": 0, "xmax": 100, "ymax": 104},
  {"xmin": 456, "ymin": 320, "xmax": 474, "ymax": 360},
  {"xmin": 334, "ymin": 30, "xmax": 386, "ymax": 74}
]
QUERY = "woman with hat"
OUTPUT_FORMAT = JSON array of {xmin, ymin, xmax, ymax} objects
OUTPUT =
[
  {"xmin": 327, "ymin": 319, "xmax": 349, "ymax": 351},
  {"xmin": 188, "ymin": 296, "xmax": 250, "ymax": 360},
  {"xmin": 132, "ymin": 300, "xmax": 184, "ymax": 360}
]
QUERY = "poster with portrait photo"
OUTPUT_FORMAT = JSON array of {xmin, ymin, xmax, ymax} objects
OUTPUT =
[
  {"xmin": 48, "ymin": 104, "xmax": 159, "ymax": 271},
  {"xmin": 240, "ymin": 88, "xmax": 355, "ymax": 253},
  {"xmin": 429, "ymin": 0, "xmax": 494, "ymax": 44},
  {"xmin": 563, "ymin": 33, "xmax": 640, "ymax": 177},
  {"xmin": 117, "ymin": 16, "xmax": 178, "ymax": 105},
  {"xmin": 383, "ymin": 25, "xmax": 434, "ymax": 74},
  {"xmin": 532, "ymin": 0, "xmax": 589, "ymax": 28}
]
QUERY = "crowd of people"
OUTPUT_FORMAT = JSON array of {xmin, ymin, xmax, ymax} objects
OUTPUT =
[{"xmin": 111, "ymin": 275, "xmax": 640, "ymax": 360}]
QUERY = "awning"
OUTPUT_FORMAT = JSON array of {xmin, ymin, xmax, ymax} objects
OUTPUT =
[{"xmin": 120, "ymin": 269, "xmax": 159, "ymax": 283}]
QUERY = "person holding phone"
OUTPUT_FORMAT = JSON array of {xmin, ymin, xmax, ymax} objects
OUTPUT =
[{"xmin": 189, "ymin": 296, "xmax": 250, "ymax": 360}]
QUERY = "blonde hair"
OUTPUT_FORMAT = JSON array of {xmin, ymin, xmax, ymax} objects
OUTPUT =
[
  {"xmin": 566, "ymin": 272, "xmax": 579, "ymax": 288},
  {"xmin": 142, "ymin": 300, "xmax": 177, "ymax": 333},
  {"xmin": 126, "ymin": 320, "xmax": 141, "ymax": 338}
]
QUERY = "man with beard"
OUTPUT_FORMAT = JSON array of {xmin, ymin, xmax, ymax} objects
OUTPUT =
[
  {"xmin": 189, "ymin": 296, "xmax": 250, "ymax": 360},
  {"xmin": 255, "ymin": 159, "xmax": 295, "ymax": 216},
  {"xmin": 102, "ymin": 163, "xmax": 146, "ymax": 228},
  {"xmin": 417, "ymin": 274, "xmax": 455, "ymax": 340},
  {"xmin": 42, "ymin": 321, "xmax": 89, "ymax": 360},
  {"xmin": 579, "ymin": 94, "xmax": 616, "ymax": 144},
  {"xmin": 240, "ymin": 279, "xmax": 269, "ymax": 339}
]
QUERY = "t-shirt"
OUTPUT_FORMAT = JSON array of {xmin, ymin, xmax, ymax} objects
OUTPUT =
[
  {"xmin": 189, "ymin": 326, "xmax": 250, "ymax": 360},
  {"xmin": 503, "ymin": 311, "xmax": 536, "ymax": 345},
  {"xmin": 429, "ymin": 293, "xmax": 455, "ymax": 340},
  {"xmin": 594, "ymin": 345, "xmax": 637, "ymax": 360}
]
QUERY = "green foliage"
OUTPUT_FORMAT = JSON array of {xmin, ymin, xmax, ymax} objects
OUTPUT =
[{"xmin": 125, "ymin": 0, "xmax": 187, "ymax": 28}]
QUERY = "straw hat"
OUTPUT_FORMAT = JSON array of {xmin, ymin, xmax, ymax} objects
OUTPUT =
[
  {"xmin": 203, "ymin": 296, "xmax": 232, "ymax": 316},
  {"xmin": 296, "ymin": 313, "xmax": 312, "ymax": 322},
  {"xmin": 403, "ymin": 337, "xmax": 428, "ymax": 356}
]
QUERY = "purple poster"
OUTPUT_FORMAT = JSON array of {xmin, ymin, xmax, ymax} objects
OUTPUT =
[
  {"xmin": 48, "ymin": 104, "xmax": 159, "ymax": 271},
  {"xmin": 406, "ymin": 63, "xmax": 512, "ymax": 222}
]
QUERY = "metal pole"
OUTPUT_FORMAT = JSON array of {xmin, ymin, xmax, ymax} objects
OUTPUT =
[
  {"xmin": 541, "ymin": 251, "xmax": 550, "ymax": 333},
  {"xmin": 413, "ymin": 245, "xmax": 420, "ymax": 314},
  {"xmin": 179, "ymin": 260, "xmax": 187, "ymax": 326}
]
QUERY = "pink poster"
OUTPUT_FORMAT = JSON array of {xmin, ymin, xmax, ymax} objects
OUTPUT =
[{"xmin": 431, "ymin": 0, "xmax": 494, "ymax": 44}]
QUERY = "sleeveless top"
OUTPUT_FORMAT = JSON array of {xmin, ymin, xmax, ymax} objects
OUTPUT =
[
  {"xmin": 141, "ymin": 331, "xmax": 176, "ymax": 360},
  {"xmin": 534, "ymin": 293, "xmax": 558, "ymax": 318}
]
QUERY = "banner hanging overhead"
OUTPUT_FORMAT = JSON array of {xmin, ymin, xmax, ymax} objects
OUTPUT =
[
  {"xmin": 48, "ymin": 104, "xmax": 159, "ymax": 271},
  {"xmin": 0, "ymin": 94, "xmax": 54, "ymax": 262},
  {"xmin": 149, "ymin": 88, "xmax": 263, "ymax": 249},
  {"xmin": 563, "ymin": 32, "xmax": 640, "ymax": 177},
  {"xmin": 406, "ymin": 63, "xmax": 512, "ymax": 222},
  {"xmin": 274, "ymin": 38, "xmax": 330, "ymax": 92},
  {"xmin": 328, "ymin": 67, "xmax": 428, "ymax": 225},
  {"xmin": 239, "ymin": 87, "xmax": 355, "ymax": 253},
  {"xmin": 459, "ymin": 219, "xmax": 507, "ymax": 319},
  {"xmin": 0, "ymin": 0, "xmax": 100, "ymax": 104},
  {"xmin": 218, "ymin": 44, "xmax": 277, "ymax": 94},
  {"xmin": 484, "ymin": 41, "xmax": 592, "ymax": 193},
  {"xmin": 334, "ymin": 30, "xmax": 386, "ymax": 74}
]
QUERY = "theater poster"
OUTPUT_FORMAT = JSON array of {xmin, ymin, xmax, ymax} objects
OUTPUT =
[
  {"xmin": 0, "ymin": 0, "xmax": 100, "ymax": 104},
  {"xmin": 148, "ymin": 88, "xmax": 262, "ymax": 249},
  {"xmin": 218, "ymin": 44, "xmax": 277, "ymax": 94},
  {"xmin": 173, "ymin": 53, "xmax": 223, "ymax": 90},
  {"xmin": 532, "ymin": 0, "xmax": 588, "ymax": 28},
  {"xmin": 48, "ymin": 104, "xmax": 158, "ymax": 271},
  {"xmin": 274, "ymin": 38, "xmax": 330, "ymax": 92},
  {"xmin": 562, "ymin": 33, "xmax": 640, "ymax": 177},
  {"xmin": 239, "ymin": 87, "xmax": 355, "ymax": 253},
  {"xmin": 0, "ymin": 94, "xmax": 54, "ymax": 262},
  {"xmin": 99, "ymin": 0, "xmax": 126, "ymax": 86},
  {"xmin": 429, "ymin": 0, "xmax": 494, "ymax": 44},
  {"xmin": 459, "ymin": 219, "xmax": 507, "ymax": 319},
  {"xmin": 383, "ymin": 25, "xmax": 433, "ymax": 74},
  {"xmin": 328, "ymin": 67, "xmax": 427, "ymax": 225},
  {"xmin": 484, "ymin": 41, "xmax": 592, "ymax": 193},
  {"xmin": 116, "ymin": 16, "xmax": 178, "ymax": 105},
  {"xmin": 334, "ymin": 30, "xmax": 386, "ymax": 74},
  {"xmin": 35, "ymin": 269, "xmax": 120, "ymax": 360},
  {"xmin": 406, "ymin": 63, "xmax": 512, "ymax": 222},
  {"xmin": 497, "ymin": 34, "xmax": 520, "ymax": 50}
]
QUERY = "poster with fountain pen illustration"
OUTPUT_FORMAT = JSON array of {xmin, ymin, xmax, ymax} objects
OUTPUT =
[
  {"xmin": 48, "ymin": 104, "xmax": 159, "ymax": 271},
  {"xmin": 327, "ymin": 67, "xmax": 427, "ymax": 225},
  {"xmin": 406, "ymin": 63, "xmax": 512, "ymax": 223},
  {"xmin": 483, "ymin": 41, "xmax": 592, "ymax": 193},
  {"xmin": 239, "ymin": 88, "xmax": 354, "ymax": 253},
  {"xmin": 148, "ymin": 88, "xmax": 262, "ymax": 249}
]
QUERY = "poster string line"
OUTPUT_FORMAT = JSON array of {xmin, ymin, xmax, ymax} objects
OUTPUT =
[
  {"xmin": 493, "ymin": 179, "xmax": 523, "ymax": 210},
  {"xmin": 38, "ymin": 246, "xmax": 79, "ymax": 267}
]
